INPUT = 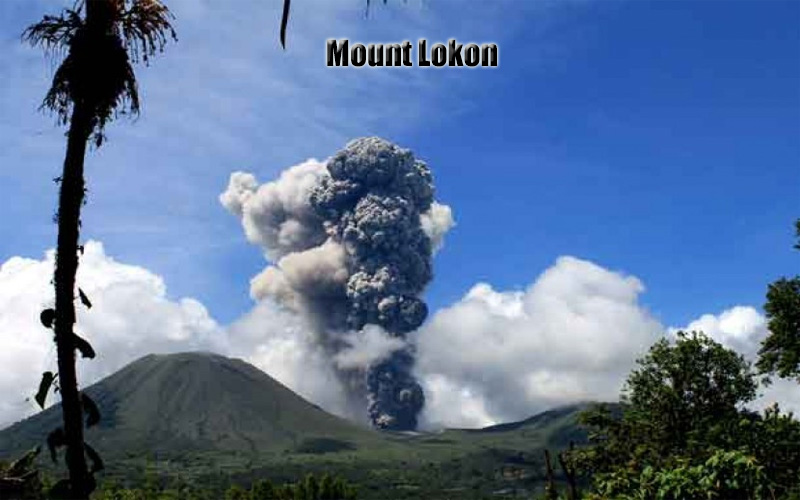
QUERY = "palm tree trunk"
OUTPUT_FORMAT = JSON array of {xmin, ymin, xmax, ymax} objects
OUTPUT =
[
  {"xmin": 54, "ymin": 102, "xmax": 92, "ymax": 499},
  {"xmin": 54, "ymin": 3, "xmax": 115, "ymax": 497}
]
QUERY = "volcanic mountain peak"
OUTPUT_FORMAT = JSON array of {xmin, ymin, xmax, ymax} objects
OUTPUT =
[{"xmin": 0, "ymin": 352, "xmax": 381, "ymax": 459}]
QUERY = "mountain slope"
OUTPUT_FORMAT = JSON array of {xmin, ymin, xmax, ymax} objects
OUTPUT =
[{"xmin": 0, "ymin": 352, "xmax": 383, "ymax": 459}]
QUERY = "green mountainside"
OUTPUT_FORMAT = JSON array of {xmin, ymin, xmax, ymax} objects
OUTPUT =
[{"xmin": 0, "ymin": 353, "xmax": 589, "ymax": 499}]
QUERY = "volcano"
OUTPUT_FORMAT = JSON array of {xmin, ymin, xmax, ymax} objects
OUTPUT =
[{"xmin": 0, "ymin": 352, "xmax": 384, "ymax": 460}]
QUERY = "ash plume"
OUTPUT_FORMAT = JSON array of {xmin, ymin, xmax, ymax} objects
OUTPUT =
[{"xmin": 221, "ymin": 137, "xmax": 454, "ymax": 430}]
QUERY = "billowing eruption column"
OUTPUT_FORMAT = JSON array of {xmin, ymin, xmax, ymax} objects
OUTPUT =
[
  {"xmin": 310, "ymin": 138, "xmax": 433, "ymax": 429},
  {"xmin": 221, "ymin": 137, "xmax": 454, "ymax": 430}
]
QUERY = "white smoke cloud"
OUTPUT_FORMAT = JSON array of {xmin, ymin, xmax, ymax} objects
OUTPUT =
[
  {"xmin": 224, "ymin": 299, "xmax": 353, "ymax": 419},
  {"xmin": 220, "ymin": 160, "xmax": 329, "ymax": 261},
  {"xmin": 334, "ymin": 326, "xmax": 407, "ymax": 371},
  {"xmin": 250, "ymin": 239, "xmax": 349, "ymax": 304},
  {"xmin": 414, "ymin": 256, "xmax": 664, "ymax": 428},
  {"xmin": 218, "ymin": 171, "xmax": 258, "ymax": 218},
  {"xmin": 420, "ymin": 375, "xmax": 495, "ymax": 429},
  {"xmin": 420, "ymin": 202, "xmax": 456, "ymax": 253}
]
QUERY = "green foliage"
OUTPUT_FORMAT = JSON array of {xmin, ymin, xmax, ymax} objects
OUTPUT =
[
  {"xmin": 251, "ymin": 479, "xmax": 277, "ymax": 500},
  {"xmin": 92, "ymin": 477, "xmax": 213, "ymax": 500},
  {"xmin": 624, "ymin": 331, "xmax": 757, "ymax": 455},
  {"xmin": 298, "ymin": 473, "xmax": 318, "ymax": 500},
  {"xmin": 578, "ymin": 331, "xmax": 800, "ymax": 499},
  {"xmin": 279, "ymin": 484, "xmax": 295, "ymax": 499},
  {"xmin": 317, "ymin": 474, "xmax": 334, "ymax": 500},
  {"xmin": 757, "ymin": 219, "xmax": 800, "ymax": 382},
  {"xmin": 280, "ymin": 473, "xmax": 355, "ymax": 500},
  {"xmin": 92, "ymin": 473, "xmax": 358, "ymax": 500},
  {"xmin": 225, "ymin": 484, "xmax": 251, "ymax": 500},
  {"xmin": 585, "ymin": 450, "xmax": 769, "ymax": 500},
  {"xmin": 758, "ymin": 276, "xmax": 800, "ymax": 382},
  {"xmin": 331, "ymin": 476, "xmax": 357, "ymax": 500},
  {"xmin": 735, "ymin": 404, "xmax": 800, "ymax": 496},
  {"xmin": 580, "ymin": 331, "xmax": 758, "ymax": 474}
]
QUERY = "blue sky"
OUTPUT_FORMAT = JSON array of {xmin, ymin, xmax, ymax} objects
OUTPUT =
[{"xmin": 1, "ymin": 0, "xmax": 798, "ymax": 330}]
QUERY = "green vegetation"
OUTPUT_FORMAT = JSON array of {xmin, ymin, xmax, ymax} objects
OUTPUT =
[
  {"xmin": 2, "ymin": 336, "xmax": 799, "ymax": 499},
  {"xmin": 580, "ymin": 331, "xmax": 758, "ymax": 468},
  {"xmin": 554, "ymin": 221, "xmax": 800, "ymax": 500},
  {"xmin": 584, "ymin": 449, "xmax": 771, "ymax": 500},
  {"xmin": 0, "ymin": 353, "xmax": 388, "ymax": 459},
  {"xmin": 757, "ymin": 219, "xmax": 800, "ymax": 383},
  {"xmin": 88, "ymin": 473, "xmax": 357, "ymax": 500},
  {"xmin": 574, "ymin": 331, "xmax": 800, "ymax": 499}
]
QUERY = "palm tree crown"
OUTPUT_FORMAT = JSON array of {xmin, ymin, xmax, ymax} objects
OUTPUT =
[{"xmin": 24, "ymin": 0, "xmax": 176, "ymax": 146}]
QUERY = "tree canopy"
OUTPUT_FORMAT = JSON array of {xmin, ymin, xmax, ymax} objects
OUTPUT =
[
  {"xmin": 577, "ymin": 331, "xmax": 800, "ymax": 499},
  {"xmin": 757, "ymin": 219, "xmax": 800, "ymax": 382},
  {"xmin": 582, "ymin": 331, "xmax": 758, "ymax": 469}
]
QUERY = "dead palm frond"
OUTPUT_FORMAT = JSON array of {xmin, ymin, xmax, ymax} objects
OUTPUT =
[
  {"xmin": 0, "ymin": 448, "xmax": 43, "ymax": 499},
  {"xmin": 23, "ymin": 0, "xmax": 176, "ymax": 146},
  {"xmin": 279, "ymin": 0, "xmax": 389, "ymax": 48}
]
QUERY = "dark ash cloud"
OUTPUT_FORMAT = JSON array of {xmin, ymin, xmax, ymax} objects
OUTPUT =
[{"xmin": 221, "ymin": 137, "xmax": 454, "ymax": 430}]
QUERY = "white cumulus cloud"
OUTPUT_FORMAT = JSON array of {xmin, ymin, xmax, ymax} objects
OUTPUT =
[
  {"xmin": 0, "ymin": 242, "xmax": 227, "ymax": 427},
  {"xmin": 414, "ymin": 256, "xmax": 664, "ymax": 428},
  {"xmin": 676, "ymin": 305, "xmax": 767, "ymax": 357},
  {"xmin": 415, "ymin": 269, "xmax": 800, "ymax": 429}
]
